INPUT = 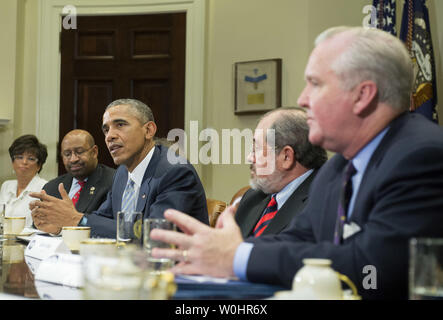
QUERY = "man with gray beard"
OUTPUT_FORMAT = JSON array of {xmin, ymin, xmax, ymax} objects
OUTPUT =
[{"xmin": 235, "ymin": 107, "xmax": 327, "ymax": 237}]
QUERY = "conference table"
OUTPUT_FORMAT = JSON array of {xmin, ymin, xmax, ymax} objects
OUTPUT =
[{"xmin": 0, "ymin": 238, "xmax": 285, "ymax": 300}]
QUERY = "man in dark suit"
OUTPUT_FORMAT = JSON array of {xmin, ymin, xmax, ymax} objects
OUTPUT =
[
  {"xmin": 235, "ymin": 107, "xmax": 327, "ymax": 237},
  {"xmin": 30, "ymin": 99, "xmax": 208, "ymax": 237},
  {"xmin": 43, "ymin": 129, "xmax": 115, "ymax": 213},
  {"xmin": 149, "ymin": 26, "xmax": 443, "ymax": 300}
]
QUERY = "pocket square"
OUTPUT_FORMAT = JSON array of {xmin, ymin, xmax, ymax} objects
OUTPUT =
[{"xmin": 343, "ymin": 222, "xmax": 361, "ymax": 240}]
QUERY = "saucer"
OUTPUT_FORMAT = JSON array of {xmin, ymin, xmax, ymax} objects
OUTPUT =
[
  {"xmin": 18, "ymin": 231, "xmax": 34, "ymax": 236},
  {"xmin": 272, "ymin": 290, "xmax": 361, "ymax": 300},
  {"xmin": 272, "ymin": 290, "xmax": 301, "ymax": 300}
]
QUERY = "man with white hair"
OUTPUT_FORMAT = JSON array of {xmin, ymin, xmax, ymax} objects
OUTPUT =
[{"xmin": 150, "ymin": 26, "xmax": 443, "ymax": 299}]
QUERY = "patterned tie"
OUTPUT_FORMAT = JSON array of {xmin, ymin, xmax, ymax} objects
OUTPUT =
[
  {"xmin": 121, "ymin": 179, "xmax": 136, "ymax": 213},
  {"xmin": 333, "ymin": 161, "xmax": 357, "ymax": 245},
  {"xmin": 253, "ymin": 195, "xmax": 278, "ymax": 237},
  {"xmin": 72, "ymin": 180, "xmax": 85, "ymax": 207}
]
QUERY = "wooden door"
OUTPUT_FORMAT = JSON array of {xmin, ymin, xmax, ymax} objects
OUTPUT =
[{"xmin": 59, "ymin": 13, "xmax": 186, "ymax": 174}]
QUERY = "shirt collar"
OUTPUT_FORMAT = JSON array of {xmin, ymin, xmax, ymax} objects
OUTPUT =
[
  {"xmin": 351, "ymin": 127, "xmax": 390, "ymax": 174},
  {"xmin": 72, "ymin": 177, "xmax": 88, "ymax": 187},
  {"xmin": 274, "ymin": 169, "xmax": 314, "ymax": 210},
  {"xmin": 128, "ymin": 146, "xmax": 155, "ymax": 188},
  {"xmin": 12, "ymin": 175, "xmax": 44, "ymax": 198}
]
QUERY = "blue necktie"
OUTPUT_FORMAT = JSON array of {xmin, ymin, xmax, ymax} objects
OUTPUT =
[
  {"xmin": 333, "ymin": 162, "xmax": 356, "ymax": 245},
  {"xmin": 121, "ymin": 179, "xmax": 136, "ymax": 213}
]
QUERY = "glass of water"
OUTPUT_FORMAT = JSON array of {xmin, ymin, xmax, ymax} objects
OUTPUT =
[
  {"xmin": 82, "ymin": 245, "xmax": 176, "ymax": 300},
  {"xmin": 409, "ymin": 238, "xmax": 443, "ymax": 300},
  {"xmin": 143, "ymin": 218, "xmax": 177, "ymax": 271},
  {"xmin": 116, "ymin": 211, "xmax": 143, "ymax": 246}
]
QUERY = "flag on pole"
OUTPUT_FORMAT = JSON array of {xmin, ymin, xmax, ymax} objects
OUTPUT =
[
  {"xmin": 372, "ymin": 0, "xmax": 397, "ymax": 36},
  {"xmin": 400, "ymin": 0, "xmax": 438, "ymax": 123}
]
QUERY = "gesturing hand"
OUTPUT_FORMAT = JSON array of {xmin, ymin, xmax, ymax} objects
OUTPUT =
[
  {"xmin": 150, "ymin": 205, "xmax": 244, "ymax": 278},
  {"xmin": 30, "ymin": 183, "xmax": 84, "ymax": 234}
]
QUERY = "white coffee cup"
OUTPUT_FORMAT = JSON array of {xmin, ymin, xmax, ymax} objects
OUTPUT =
[
  {"xmin": 79, "ymin": 238, "xmax": 118, "ymax": 257},
  {"xmin": 3, "ymin": 217, "xmax": 26, "ymax": 235},
  {"xmin": 62, "ymin": 226, "xmax": 91, "ymax": 252},
  {"xmin": 292, "ymin": 258, "xmax": 360, "ymax": 300}
]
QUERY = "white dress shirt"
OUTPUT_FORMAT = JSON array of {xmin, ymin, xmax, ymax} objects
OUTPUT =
[
  {"xmin": 0, "ymin": 175, "xmax": 47, "ymax": 227},
  {"xmin": 68, "ymin": 177, "xmax": 89, "ymax": 199},
  {"xmin": 123, "ymin": 147, "xmax": 155, "ymax": 210}
]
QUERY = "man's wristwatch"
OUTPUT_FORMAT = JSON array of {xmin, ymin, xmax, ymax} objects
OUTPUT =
[{"xmin": 78, "ymin": 216, "xmax": 88, "ymax": 226}]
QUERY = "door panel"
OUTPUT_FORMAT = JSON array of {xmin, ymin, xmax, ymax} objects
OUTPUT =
[{"xmin": 59, "ymin": 13, "xmax": 186, "ymax": 174}]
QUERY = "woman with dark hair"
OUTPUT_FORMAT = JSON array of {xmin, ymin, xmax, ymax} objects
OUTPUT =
[{"xmin": 0, "ymin": 135, "xmax": 48, "ymax": 227}]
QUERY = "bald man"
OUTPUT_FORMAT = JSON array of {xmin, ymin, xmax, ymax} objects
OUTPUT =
[{"xmin": 42, "ymin": 130, "xmax": 115, "ymax": 213}]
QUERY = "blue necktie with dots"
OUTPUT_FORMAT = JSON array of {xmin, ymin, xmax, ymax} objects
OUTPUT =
[{"xmin": 333, "ymin": 162, "xmax": 356, "ymax": 245}]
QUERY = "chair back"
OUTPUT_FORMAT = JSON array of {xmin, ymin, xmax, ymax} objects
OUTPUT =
[
  {"xmin": 230, "ymin": 186, "xmax": 251, "ymax": 206},
  {"xmin": 206, "ymin": 199, "xmax": 227, "ymax": 227}
]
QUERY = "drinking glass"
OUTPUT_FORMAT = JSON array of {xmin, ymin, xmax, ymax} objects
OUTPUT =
[
  {"xmin": 143, "ymin": 218, "xmax": 177, "ymax": 270},
  {"xmin": 409, "ymin": 238, "xmax": 443, "ymax": 299},
  {"xmin": 116, "ymin": 211, "xmax": 143, "ymax": 246},
  {"xmin": 82, "ymin": 245, "xmax": 176, "ymax": 300},
  {"xmin": 0, "ymin": 204, "xmax": 5, "ymax": 240}
]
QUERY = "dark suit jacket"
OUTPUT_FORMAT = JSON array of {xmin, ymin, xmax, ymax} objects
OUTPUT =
[
  {"xmin": 43, "ymin": 164, "xmax": 115, "ymax": 213},
  {"xmin": 245, "ymin": 113, "xmax": 443, "ymax": 299},
  {"xmin": 86, "ymin": 145, "xmax": 208, "ymax": 238},
  {"xmin": 235, "ymin": 170, "xmax": 317, "ymax": 238}
]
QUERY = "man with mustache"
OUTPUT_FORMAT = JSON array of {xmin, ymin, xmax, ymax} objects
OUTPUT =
[
  {"xmin": 235, "ymin": 107, "xmax": 327, "ymax": 237},
  {"xmin": 30, "ymin": 99, "xmax": 208, "ymax": 237},
  {"xmin": 42, "ymin": 129, "xmax": 115, "ymax": 214}
]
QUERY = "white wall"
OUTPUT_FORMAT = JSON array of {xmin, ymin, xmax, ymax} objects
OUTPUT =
[
  {"xmin": 203, "ymin": 0, "xmax": 370, "ymax": 202},
  {"xmin": 0, "ymin": 0, "xmax": 38, "ymax": 183}
]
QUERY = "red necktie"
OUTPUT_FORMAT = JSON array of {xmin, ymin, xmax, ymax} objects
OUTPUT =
[
  {"xmin": 72, "ymin": 180, "xmax": 86, "ymax": 207},
  {"xmin": 253, "ymin": 195, "xmax": 278, "ymax": 237}
]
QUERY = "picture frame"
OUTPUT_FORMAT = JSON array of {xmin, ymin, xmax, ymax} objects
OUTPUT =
[{"xmin": 234, "ymin": 58, "xmax": 282, "ymax": 115}]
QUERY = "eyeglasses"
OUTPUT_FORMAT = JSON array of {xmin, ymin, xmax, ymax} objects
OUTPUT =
[
  {"xmin": 13, "ymin": 155, "xmax": 38, "ymax": 163},
  {"xmin": 62, "ymin": 146, "xmax": 94, "ymax": 158}
]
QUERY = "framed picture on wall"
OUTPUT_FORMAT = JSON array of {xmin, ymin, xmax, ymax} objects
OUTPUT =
[{"xmin": 234, "ymin": 58, "xmax": 282, "ymax": 114}]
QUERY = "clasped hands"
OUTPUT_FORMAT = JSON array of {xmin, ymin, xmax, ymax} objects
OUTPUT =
[
  {"xmin": 29, "ymin": 183, "xmax": 84, "ymax": 234},
  {"xmin": 150, "ymin": 205, "xmax": 244, "ymax": 279}
]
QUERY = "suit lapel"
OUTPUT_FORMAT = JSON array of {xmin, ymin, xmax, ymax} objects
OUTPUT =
[
  {"xmin": 115, "ymin": 168, "xmax": 129, "ymax": 212},
  {"xmin": 242, "ymin": 195, "xmax": 271, "ymax": 237},
  {"xmin": 136, "ymin": 145, "xmax": 161, "ymax": 213},
  {"xmin": 62, "ymin": 175, "xmax": 73, "ymax": 198},
  {"xmin": 263, "ymin": 169, "xmax": 318, "ymax": 236},
  {"xmin": 311, "ymin": 157, "xmax": 347, "ymax": 242},
  {"xmin": 348, "ymin": 113, "xmax": 407, "ymax": 225},
  {"xmin": 76, "ymin": 165, "xmax": 101, "ymax": 212},
  {"xmin": 319, "ymin": 172, "xmax": 343, "ymax": 240}
]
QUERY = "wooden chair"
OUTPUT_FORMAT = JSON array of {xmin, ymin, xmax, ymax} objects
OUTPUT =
[
  {"xmin": 230, "ymin": 186, "xmax": 251, "ymax": 206},
  {"xmin": 206, "ymin": 198, "xmax": 227, "ymax": 227}
]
